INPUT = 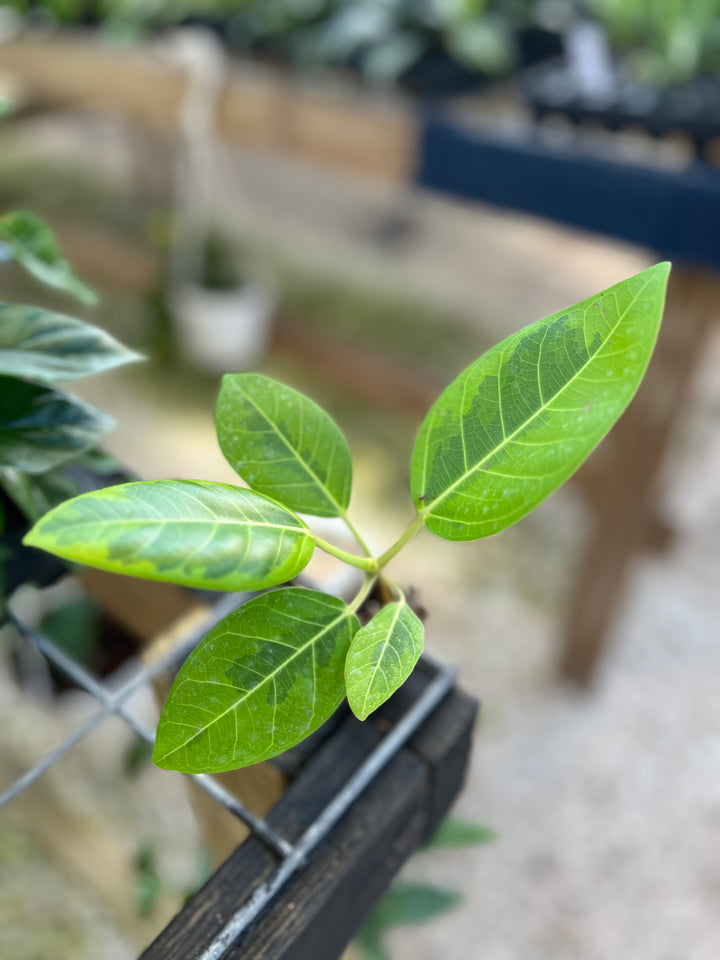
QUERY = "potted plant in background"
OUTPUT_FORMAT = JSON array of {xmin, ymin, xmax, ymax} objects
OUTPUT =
[{"xmin": 169, "ymin": 227, "xmax": 276, "ymax": 375}]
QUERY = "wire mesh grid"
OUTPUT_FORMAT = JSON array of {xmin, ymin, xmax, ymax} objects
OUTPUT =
[{"xmin": 0, "ymin": 590, "xmax": 457, "ymax": 960}]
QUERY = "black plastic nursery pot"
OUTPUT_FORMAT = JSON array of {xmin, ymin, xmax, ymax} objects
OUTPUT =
[{"xmin": 519, "ymin": 61, "xmax": 720, "ymax": 161}]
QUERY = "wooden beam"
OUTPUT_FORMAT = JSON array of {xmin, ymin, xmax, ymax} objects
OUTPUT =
[
  {"xmin": 559, "ymin": 266, "xmax": 720, "ymax": 683},
  {"xmin": 141, "ymin": 670, "xmax": 477, "ymax": 960},
  {"xmin": 1, "ymin": 37, "xmax": 416, "ymax": 184}
]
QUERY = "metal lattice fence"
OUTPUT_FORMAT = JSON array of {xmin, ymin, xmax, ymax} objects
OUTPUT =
[{"xmin": 1, "ymin": 590, "xmax": 458, "ymax": 960}]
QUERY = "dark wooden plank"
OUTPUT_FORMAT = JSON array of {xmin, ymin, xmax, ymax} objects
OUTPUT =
[
  {"xmin": 417, "ymin": 116, "xmax": 720, "ymax": 271},
  {"xmin": 228, "ymin": 750, "xmax": 427, "ymax": 960},
  {"xmin": 141, "ymin": 674, "xmax": 477, "ymax": 960},
  {"xmin": 140, "ymin": 714, "xmax": 382, "ymax": 960},
  {"xmin": 559, "ymin": 266, "xmax": 719, "ymax": 683}
]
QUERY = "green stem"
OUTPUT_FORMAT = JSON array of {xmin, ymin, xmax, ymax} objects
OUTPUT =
[
  {"xmin": 339, "ymin": 510, "xmax": 372, "ymax": 558},
  {"xmin": 348, "ymin": 574, "xmax": 378, "ymax": 615},
  {"xmin": 313, "ymin": 535, "xmax": 378, "ymax": 572},
  {"xmin": 376, "ymin": 512, "xmax": 425, "ymax": 570}
]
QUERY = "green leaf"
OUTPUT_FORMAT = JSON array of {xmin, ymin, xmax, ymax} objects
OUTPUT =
[
  {"xmin": 153, "ymin": 587, "xmax": 359, "ymax": 772},
  {"xmin": 411, "ymin": 263, "xmax": 669, "ymax": 540},
  {"xmin": 0, "ymin": 302, "xmax": 142, "ymax": 381},
  {"xmin": 424, "ymin": 817, "xmax": 497, "ymax": 850},
  {"xmin": 0, "ymin": 376, "xmax": 113, "ymax": 474},
  {"xmin": 216, "ymin": 373, "xmax": 352, "ymax": 517},
  {"xmin": 345, "ymin": 601, "xmax": 424, "ymax": 720},
  {"xmin": 0, "ymin": 211, "xmax": 98, "ymax": 305},
  {"xmin": 356, "ymin": 884, "xmax": 463, "ymax": 960},
  {"xmin": 23, "ymin": 480, "xmax": 315, "ymax": 591},
  {"xmin": 1, "ymin": 465, "xmax": 83, "ymax": 521}
]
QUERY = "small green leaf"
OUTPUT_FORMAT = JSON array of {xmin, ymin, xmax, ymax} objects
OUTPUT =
[
  {"xmin": 153, "ymin": 588, "xmax": 359, "ymax": 772},
  {"xmin": 216, "ymin": 373, "xmax": 352, "ymax": 517},
  {"xmin": 424, "ymin": 817, "xmax": 497, "ymax": 850},
  {"xmin": 345, "ymin": 601, "xmax": 424, "ymax": 720},
  {"xmin": 411, "ymin": 263, "xmax": 670, "ymax": 540},
  {"xmin": 356, "ymin": 884, "xmax": 463, "ymax": 960},
  {"xmin": 23, "ymin": 480, "xmax": 315, "ymax": 590},
  {"xmin": 134, "ymin": 846, "xmax": 162, "ymax": 919},
  {"xmin": 0, "ymin": 302, "xmax": 142, "ymax": 381},
  {"xmin": 0, "ymin": 376, "xmax": 113, "ymax": 474},
  {"xmin": 0, "ymin": 211, "xmax": 98, "ymax": 305}
]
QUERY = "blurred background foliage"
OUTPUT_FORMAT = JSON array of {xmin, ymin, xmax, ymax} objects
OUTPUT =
[{"xmin": 2, "ymin": 0, "xmax": 720, "ymax": 87}]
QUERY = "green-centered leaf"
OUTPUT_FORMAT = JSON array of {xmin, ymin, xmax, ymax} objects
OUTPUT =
[
  {"xmin": 0, "ymin": 302, "xmax": 142, "ymax": 381},
  {"xmin": 345, "ymin": 601, "xmax": 424, "ymax": 720},
  {"xmin": 0, "ymin": 211, "xmax": 97, "ymax": 305},
  {"xmin": 23, "ymin": 480, "xmax": 315, "ymax": 590},
  {"xmin": 153, "ymin": 587, "xmax": 359, "ymax": 772},
  {"xmin": 0, "ymin": 376, "xmax": 113, "ymax": 474},
  {"xmin": 411, "ymin": 262, "xmax": 670, "ymax": 540},
  {"xmin": 216, "ymin": 373, "xmax": 352, "ymax": 517}
]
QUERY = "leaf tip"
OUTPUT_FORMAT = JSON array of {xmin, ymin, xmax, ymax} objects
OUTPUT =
[{"xmin": 348, "ymin": 697, "xmax": 372, "ymax": 722}]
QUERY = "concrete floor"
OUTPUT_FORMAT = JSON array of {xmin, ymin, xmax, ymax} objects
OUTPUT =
[{"xmin": 2, "ymin": 115, "xmax": 720, "ymax": 959}]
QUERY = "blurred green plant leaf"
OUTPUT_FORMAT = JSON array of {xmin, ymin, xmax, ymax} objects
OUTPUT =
[
  {"xmin": 356, "ymin": 884, "xmax": 463, "ymax": 960},
  {"xmin": 0, "ymin": 302, "xmax": 142, "ymax": 381},
  {"xmin": 0, "ymin": 376, "xmax": 114, "ymax": 474},
  {"xmin": 154, "ymin": 587, "xmax": 359, "ymax": 772},
  {"xmin": 345, "ymin": 600, "xmax": 423, "ymax": 720},
  {"xmin": 39, "ymin": 594, "xmax": 101, "ymax": 665},
  {"xmin": 23, "ymin": 480, "xmax": 315, "ymax": 590},
  {"xmin": 424, "ymin": 817, "xmax": 496, "ymax": 850},
  {"xmin": 411, "ymin": 262, "xmax": 669, "ymax": 540},
  {"xmin": 134, "ymin": 845, "xmax": 162, "ymax": 919},
  {"xmin": 124, "ymin": 735, "xmax": 154, "ymax": 779},
  {"xmin": 0, "ymin": 211, "xmax": 98, "ymax": 305},
  {"xmin": 0, "ymin": 465, "xmax": 81, "ymax": 521},
  {"xmin": 217, "ymin": 373, "xmax": 353, "ymax": 517}
]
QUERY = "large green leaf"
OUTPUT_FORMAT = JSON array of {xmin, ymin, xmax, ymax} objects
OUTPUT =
[
  {"xmin": 153, "ymin": 587, "xmax": 359, "ymax": 772},
  {"xmin": 345, "ymin": 600, "xmax": 424, "ymax": 720},
  {"xmin": 411, "ymin": 263, "xmax": 669, "ymax": 540},
  {"xmin": 0, "ymin": 211, "xmax": 97, "ymax": 305},
  {"xmin": 0, "ymin": 303, "xmax": 142, "ymax": 381},
  {"xmin": 0, "ymin": 376, "xmax": 113, "ymax": 474},
  {"xmin": 23, "ymin": 480, "xmax": 315, "ymax": 590},
  {"xmin": 216, "ymin": 373, "xmax": 352, "ymax": 517}
]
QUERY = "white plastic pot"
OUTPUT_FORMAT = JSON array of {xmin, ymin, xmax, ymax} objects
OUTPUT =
[{"xmin": 171, "ymin": 279, "xmax": 275, "ymax": 374}]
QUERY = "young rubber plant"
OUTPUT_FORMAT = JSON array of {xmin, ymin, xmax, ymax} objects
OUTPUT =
[{"xmin": 23, "ymin": 263, "xmax": 670, "ymax": 773}]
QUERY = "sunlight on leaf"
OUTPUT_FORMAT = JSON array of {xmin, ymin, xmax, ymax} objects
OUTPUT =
[
  {"xmin": 345, "ymin": 600, "xmax": 423, "ymax": 720},
  {"xmin": 23, "ymin": 480, "xmax": 315, "ymax": 590},
  {"xmin": 217, "ymin": 373, "xmax": 352, "ymax": 517},
  {"xmin": 411, "ymin": 262, "xmax": 669, "ymax": 540}
]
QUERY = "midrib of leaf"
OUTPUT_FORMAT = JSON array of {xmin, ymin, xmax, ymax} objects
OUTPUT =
[
  {"xmin": 158, "ymin": 604, "xmax": 354, "ymax": 762},
  {"xmin": 360, "ymin": 603, "xmax": 403, "ymax": 718},
  {"xmin": 419, "ymin": 276, "xmax": 651, "ymax": 516},
  {"xmin": 233, "ymin": 382, "xmax": 344, "ymax": 514}
]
